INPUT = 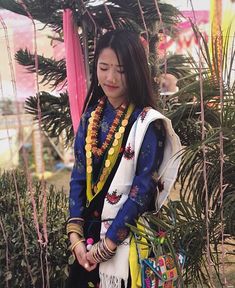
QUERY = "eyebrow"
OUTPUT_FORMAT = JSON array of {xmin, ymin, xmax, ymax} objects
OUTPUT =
[{"xmin": 98, "ymin": 62, "xmax": 124, "ymax": 68}]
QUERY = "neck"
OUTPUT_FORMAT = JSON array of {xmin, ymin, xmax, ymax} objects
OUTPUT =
[{"xmin": 107, "ymin": 97, "xmax": 126, "ymax": 110}]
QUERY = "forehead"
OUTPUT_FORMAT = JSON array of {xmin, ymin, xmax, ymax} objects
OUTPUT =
[{"xmin": 97, "ymin": 47, "xmax": 122, "ymax": 66}]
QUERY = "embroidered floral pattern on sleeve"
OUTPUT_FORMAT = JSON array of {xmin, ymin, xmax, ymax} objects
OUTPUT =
[
  {"xmin": 100, "ymin": 116, "xmax": 109, "ymax": 133},
  {"xmin": 69, "ymin": 198, "xmax": 75, "ymax": 208},
  {"xmin": 129, "ymin": 185, "xmax": 139, "ymax": 199},
  {"xmin": 116, "ymin": 228, "xmax": 129, "ymax": 242},
  {"xmin": 140, "ymin": 143, "xmax": 151, "ymax": 160},
  {"xmin": 74, "ymin": 149, "xmax": 85, "ymax": 173}
]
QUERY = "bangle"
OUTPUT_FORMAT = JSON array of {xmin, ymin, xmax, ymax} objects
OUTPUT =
[
  {"xmin": 67, "ymin": 217, "xmax": 84, "ymax": 223},
  {"xmin": 66, "ymin": 223, "xmax": 84, "ymax": 238},
  {"xmin": 70, "ymin": 239, "xmax": 85, "ymax": 252},
  {"xmin": 103, "ymin": 237, "xmax": 116, "ymax": 253},
  {"xmin": 90, "ymin": 238, "xmax": 116, "ymax": 264}
]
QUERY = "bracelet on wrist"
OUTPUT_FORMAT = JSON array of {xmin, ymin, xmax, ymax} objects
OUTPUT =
[
  {"xmin": 67, "ymin": 217, "xmax": 84, "ymax": 224},
  {"xmin": 70, "ymin": 238, "xmax": 85, "ymax": 252},
  {"xmin": 90, "ymin": 238, "xmax": 116, "ymax": 264},
  {"xmin": 103, "ymin": 237, "xmax": 116, "ymax": 253},
  {"xmin": 66, "ymin": 222, "xmax": 84, "ymax": 238}
]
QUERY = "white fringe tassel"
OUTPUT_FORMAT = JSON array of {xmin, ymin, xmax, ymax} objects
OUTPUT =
[{"xmin": 99, "ymin": 272, "xmax": 128, "ymax": 288}]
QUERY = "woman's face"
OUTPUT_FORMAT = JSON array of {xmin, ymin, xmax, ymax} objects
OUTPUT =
[{"xmin": 97, "ymin": 47, "xmax": 127, "ymax": 107}]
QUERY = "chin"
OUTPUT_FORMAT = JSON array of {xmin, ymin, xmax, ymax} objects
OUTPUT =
[{"xmin": 106, "ymin": 94, "xmax": 119, "ymax": 99}]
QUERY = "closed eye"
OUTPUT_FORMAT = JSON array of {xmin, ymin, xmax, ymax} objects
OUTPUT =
[{"xmin": 99, "ymin": 67, "xmax": 108, "ymax": 71}]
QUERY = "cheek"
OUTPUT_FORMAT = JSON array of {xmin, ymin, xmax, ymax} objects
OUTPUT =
[
  {"xmin": 97, "ymin": 70, "xmax": 104, "ymax": 83},
  {"xmin": 121, "ymin": 76, "xmax": 127, "ymax": 89}
]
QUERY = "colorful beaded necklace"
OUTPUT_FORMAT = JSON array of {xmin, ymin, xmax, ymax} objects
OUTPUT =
[
  {"xmin": 85, "ymin": 97, "xmax": 135, "ymax": 206},
  {"xmin": 89, "ymin": 96, "xmax": 127, "ymax": 158}
]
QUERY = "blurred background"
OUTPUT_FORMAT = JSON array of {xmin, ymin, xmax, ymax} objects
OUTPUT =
[
  {"xmin": 0, "ymin": 1, "xmax": 234, "ymax": 286},
  {"xmin": 1, "ymin": 0, "xmax": 233, "ymax": 174}
]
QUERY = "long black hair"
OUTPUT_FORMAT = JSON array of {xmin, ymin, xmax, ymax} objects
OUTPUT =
[{"xmin": 83, "ymin": 30, "xmax": 155, "ymax": 112}]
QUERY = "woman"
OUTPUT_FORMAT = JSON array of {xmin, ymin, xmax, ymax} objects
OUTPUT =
[{"xmin": 66, "ymin": 30, "xmax": 181, "ymax": 288}]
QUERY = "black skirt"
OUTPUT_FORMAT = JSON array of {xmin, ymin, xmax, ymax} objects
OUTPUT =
[
  {"xmin": 66, "ymin": 201, "xmax": 132, "ymax": 288},
  {"xmin": 66, "ymin": 260, "xmax": 131, "ymax": 288}
]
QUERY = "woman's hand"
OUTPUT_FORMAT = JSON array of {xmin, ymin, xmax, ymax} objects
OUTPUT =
[
  {"xmin": 86, "ymin": 237, "xmax": 117, "ymax": 264},
  {"xmin": 86, "ymin": 248, "xmax": 97, "ymax": 265},
  {"xmin": 69, "ymin": 232, "xmax": 97, "ymax": 271},
  {"xmin": 73, "ymin": 242, "xmax": 97, "ymax": 271}
]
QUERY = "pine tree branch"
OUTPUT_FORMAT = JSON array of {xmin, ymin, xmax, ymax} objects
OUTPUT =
[
  {"xmin": 25, "ymin": 91, "xmax": 74, "ymax": 146},
  {"xmin": 0, "ymin": 0, "xmax": 65, "ymax": 32},
  {"xmin": 15, "ymin": 49, "xmax": 66, "ymax": 89}
]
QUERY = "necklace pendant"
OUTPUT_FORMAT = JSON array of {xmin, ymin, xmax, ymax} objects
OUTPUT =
[
  {"xmin": 86, "ymin": 151, "xmax": 92, "ymax": 158},
  {"xmin": 85, "ymin": 144, "xmax": 92, "ymax": 151},
  {"xmin": 119, "ymin": 126, "xmax": 125, "ymax": 134},
  {"xmin": 87, "ymin": 158, "xmax": 92, "ymax": 165},
  {"xmin": 115, "ymin": 132, "xmax": 122, "ymax": 139},
  {"xmin": 102, "ymin": 168, "xmax": 108, "ymax": 176},
  {"xmin": 108, "ymin": 147, "xmax": 115, "ymax": 155},
  {"xmin": 100, "ymin": 174, "xmax": 105, "ymax": 181},
  {"xmin": 93, "ymin": 185, "xmax": 98, "ymax": 194},
  {"xmin": 86, "ymin": 136, "xmax": 92, "ymax": 143},
  {"xmin": 122, "ymin": 119, "xmax": 128, "ymax": 127},
  {"xmin": 105, "ymin": 159, "xmax": 111, "ymax": 168},
  {"xmin": 113, "ymin": 139, "xmax": 118, "ymax": 147},
  {"xmin": 87, "ymin": 166, "xmax": 92, "ymax": 173}
]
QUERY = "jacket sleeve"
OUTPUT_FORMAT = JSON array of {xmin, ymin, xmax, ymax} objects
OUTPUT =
[
  {"xmin": 106, "ymin": 121, "xmax": 165, "ymax": 244},
  {"xmin": 68, "ymin": 113, "xmax": 88, "ymax": 219}
]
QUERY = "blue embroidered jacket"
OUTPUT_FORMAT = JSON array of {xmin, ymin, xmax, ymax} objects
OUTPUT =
[{"xmin": 69, "ymin": 101, "xmax": 165, "ymax": 244}]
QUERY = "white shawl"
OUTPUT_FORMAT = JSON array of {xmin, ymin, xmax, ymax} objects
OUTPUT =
[{"xmin": 99, "ymin": 108, "xmax": 182, "ymax": 288}]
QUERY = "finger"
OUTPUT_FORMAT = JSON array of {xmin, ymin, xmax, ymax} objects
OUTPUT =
[
  {"xmin": 74, "ymin": 248, "xmax": 86, "ymax": 265},
  {"xmin": 74, "ymin": 252, "xmax": 82, "ymax": 262},
  {"xmin": 84, "ymin": 262, "xmax": 97, "ymax": 272},
  {"xmin": 89, "ymin": 263, "xmax": 97, "ymax": 270},
  {"xmin": 76, "ymin": 254, "xmax": 86, "ymax": 267},
  {"xmin": 86, "ymin": 252, "xmax": 96, "ymax": 264}
]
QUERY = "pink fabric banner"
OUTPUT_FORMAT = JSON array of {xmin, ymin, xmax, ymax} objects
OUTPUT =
[
  {"xmin": 63, "ymin": 9, "xmax": 87, "ymax": 133},
  {"xmin": 158, "ymin": 10, "xmax": 209, "ymax": 56}
]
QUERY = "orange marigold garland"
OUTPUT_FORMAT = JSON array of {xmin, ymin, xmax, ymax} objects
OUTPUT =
[{"xmin": 90, "ymin": 96, "xmax": 127, "ymax": 157}]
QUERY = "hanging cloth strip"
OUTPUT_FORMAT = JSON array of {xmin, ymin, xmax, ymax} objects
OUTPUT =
[{"xmin": 63, "ymin": 8, "xmax": 87, "ymax": 133}]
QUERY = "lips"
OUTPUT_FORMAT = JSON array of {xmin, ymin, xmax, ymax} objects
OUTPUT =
[{"xmin": 104, "ymin": 84, "xmax": 119, "ymax": 89}]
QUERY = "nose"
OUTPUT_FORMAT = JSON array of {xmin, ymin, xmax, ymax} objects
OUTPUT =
[{"xmin": 106, "ymin": 69, "xmax": 117, "ymax": 84}]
